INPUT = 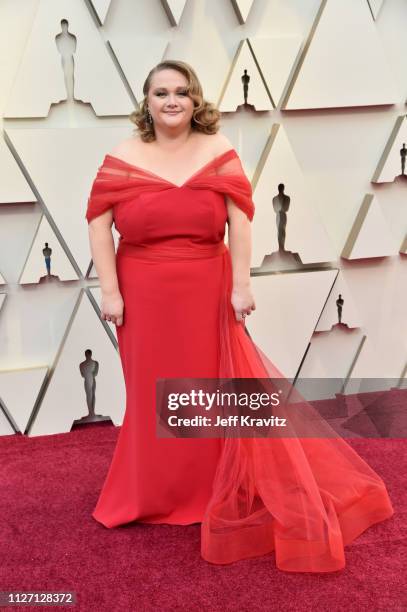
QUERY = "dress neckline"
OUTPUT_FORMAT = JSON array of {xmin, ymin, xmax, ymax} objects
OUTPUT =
[{"xmin": 104, "ymin": 148, "xmax": 237, "ymax": 188}]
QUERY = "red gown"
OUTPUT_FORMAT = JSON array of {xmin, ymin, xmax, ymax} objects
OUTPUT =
[{"xmin": 85, "ymin": 148, "xmax": 394, "ymax": 573}]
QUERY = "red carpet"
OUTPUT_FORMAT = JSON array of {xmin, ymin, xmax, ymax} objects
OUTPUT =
[{"xmin": 0, "ymin": 422, "xmax": 405, "ymax": 612}]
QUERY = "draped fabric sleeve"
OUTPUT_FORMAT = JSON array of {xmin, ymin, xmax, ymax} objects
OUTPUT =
[
  {"xmin": 85, "ymin": 155, "xmax": 174, "ymax": 224},
  {"xmin": 85, "ymin": 158, "xmax": 118, "ymax": 224},
  {"xmin": 189, "ymin": 149, "xmax": 255, "ymax": 222}
]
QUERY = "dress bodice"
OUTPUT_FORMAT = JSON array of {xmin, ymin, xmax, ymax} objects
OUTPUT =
[
  {"xmin": 114, "ymin": 186, "xmax": 228, "ymax": 247},
  {"xmin": 85, "ymin": 148, "xmax": 255, "ymax": 247}
]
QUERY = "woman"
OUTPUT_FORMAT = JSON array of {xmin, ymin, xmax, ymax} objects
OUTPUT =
[{"xmin": 86, "ymin": 60, "xmax": 394, "ymax": 573}]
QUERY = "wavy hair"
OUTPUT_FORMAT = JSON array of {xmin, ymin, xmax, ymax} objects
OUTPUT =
[{"xmin": 129, "ymin": 60, "xmax": 221, "ymax": 142}]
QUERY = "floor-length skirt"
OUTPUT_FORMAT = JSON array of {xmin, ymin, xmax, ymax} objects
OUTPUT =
[
  {"xmin": 92, "ymin": 240, "xmax": 394, "ymax": 573},
  {"xmin": 92, "ymin": 242, "xmax": 226, "ymax": 526}
]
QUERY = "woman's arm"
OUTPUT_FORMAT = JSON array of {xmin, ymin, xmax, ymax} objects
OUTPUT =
[
  {"xmin": 226, "ymin": 197, "xmax": 256, "ymax": 322},
  {"xmin": 88, "ymin": 210, "xmax": 124, "ymax": 326}
]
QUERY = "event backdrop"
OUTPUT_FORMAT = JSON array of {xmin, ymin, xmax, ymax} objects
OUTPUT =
[{"xmin": 0, "ymin": 0, "xmax": 406, "ymax": 436}]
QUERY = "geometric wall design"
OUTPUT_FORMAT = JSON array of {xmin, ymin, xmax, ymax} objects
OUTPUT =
[
  {"xmin": 372, "ymin": 114, "xmax": 407, "ymax": 183},
  {"xmin": 251, "ymin": 125, "xmax": 335, "ymax": 268},
  {"xmin": 161, "ymin": 1, "xmax": 188, "ymax": 26},
  {"xmin": 315, "ymin": 271, "xmax": 363, "ymax": 331},
  {"xmin": 0, "ymin": 408, "xmax": 14, "ymax": 436},
  {"xmin": 28, "ymin": 290, "xmax": 125, "ymax": 437},
  {"xmin": 89, "ymin": 0, "xmax": 112, "ymax": 25},
  {"xmin": 4, "ymin": 0, "xmax": 133, "ymax": 118},
  {"xmin": 218, "ymin": 39, "xmax": 273, "ymax": 111},
  {"xmin": 0, "ymin": 201, "xmax": 41, "ymax": 284},
  {"xmin": 0, "ymin": 366, "xmax": 48, "ymax": 434},
  {"xmin": 250, "ymin": 37, "xmax": 303, "ymax": 109},
  {"xmin": 0, "ymin": 137, "xmax": 35, "ymax": 203},
  {"xmin": 5, "ymin": 126, "xmax": 132, "ymax": 277},
  {"xmin": 299, "ymin": 326, "xmax": 367, "ymax": 380},
  {"xmin": 19, "ymin": 214, "xmax": 79, "ymax": 284},
  {"xmin": 248, "ymin": 269, "xmax": 337, "ymax": 378},
  {"xmin": 107, "ymin": 37, "xmax": 169, "ymax": 104},
  {"xmin": 230, "ymin": 1, "xmax": 255, "ymax": 24},
  {"xmin": 284, "ymin": 0, "xmax": 398, "ymax": 110},
  {"xmin": 367, "ymin": 0, "xmax": 385, "ymax": 20},
  {"xmin": 341, "ymin": 194, "xmax": 398, "ymax": 259}
]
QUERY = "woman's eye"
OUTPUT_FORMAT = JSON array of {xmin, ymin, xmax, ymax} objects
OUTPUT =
[{"xmin": 155, "ymin": 91, "xmax": 188, "ymax": 96}]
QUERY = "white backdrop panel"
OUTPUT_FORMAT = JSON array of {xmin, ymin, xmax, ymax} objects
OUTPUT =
[
  {"xmin": 300, "ymin": 327, "xmax": 366, "ymax": 379},
  {"xmin": 367, "ymin": 0, "xmax": 385, "ymax": 20},
  {"xmin": 6, "ymin": 126, "xmax": 132, "ymax": 276},
  {"xmin": 19, "ymin": 214, "xmax": 78, "ymax": 284},
  {"xmin": 29, "ymin": 290, "xmax": 125, "ymax": 436},
  {"xmin": 89, "ymin": 0, "xmax": 112, "ymax": 24},
  {"xmin": 315, "ymin": 271, "xmax": 363, "ymax": 331},
  {"xmin": 372, "ymin": 114, "xmax": 407, "ymax": 183},
  {"xmin": 0, "ymin": 202, "xmax": 40, "ymax": 283},
  {"xmin": 0, "ymin": 409, "xmax": 14, "ymax": 436},
  {"xmin": 0, "ymin": 137, "xmax": 35, "ymax": 202},
  {"xmin": 5, "ymin": 0, "xmax": 132, "ymax": 117},
  {"xmin": 341, "ymin": 194, "xmax": 399, "ymax": 259},
  {"xmin": 248, "ymin": 269, "xmax": 337, "ymax": 378},
  {"xmin": 161, "ymin": 0, "xmax": 188, "ymax": 26},
  {"xmin": 250, "ymin": 37, "xmax": 302, "ymax": 109},
  {"xmin": 231, "ymin": 0, "xmax": 255, "ymax": 24},
  {"xmin": 219, "ymin": 40, "xmax": 273, "ymax": 111},
  {"xmin": 252, "ymin": 125, "xmax": 335, "ymax": 267},
  {"xmin": 285, "ymin": 0, "xmax": 398, "ymax": 109},
  {"xmin": 0, "ymin": 366, "xmax": 48, "ymax": 434}
]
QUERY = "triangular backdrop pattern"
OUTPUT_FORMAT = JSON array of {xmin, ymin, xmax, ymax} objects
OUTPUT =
[
  {"xmin": 231, "ymin": 0, "xmax": 255, "ymax": 24},
  {"xmin": 89, "ymin": 0, "xmax": 111, "ymax": 24},
  {"xmin": 19, "ymin": 214, "xmax": 79, "ymax": 284},
  {"xmin": 29, "ymin": 290, "xmax": 125, "ymax": 436},
  {"xmin": 6, "ymin": 126, "xmax": 131, "ymax": 276},
  {"xmin": 284, "ymin": 0, "xmax": 398, "ymax": 109},
  {"xmin": 0, "ymin": 137, "xmax": 35, "ymax": 202},
  {"xmin": 249, "ymin": 270, "xmax": 337, "ymax": 378},
  {"xmin": 218, "ymin": 39, "xmax": 273, "ymax": 111},
  {"xmin": 161, "ymin": 0, "xmax": 188, "ymax": 26},
  {"xmin": 0, "ymin": 366, "xmax": 48, "ymax": 433},
  {"xmin": 5, "ymin": 0, "xmax": 132, "ymax": 117},
  {"xmin": 341, "ymin": 194, "xmax": 398, "ymax": 259},
  {"xmin": 372, "ymin": 114, "xmax": 407, "ymax": 183},
  {"xmin": 315, "ymin": 271, "xmax": 363, "ymax": 331},
  {"xmin": 251, "ymin": 125, "xmax": 335, "ymax": 267}
]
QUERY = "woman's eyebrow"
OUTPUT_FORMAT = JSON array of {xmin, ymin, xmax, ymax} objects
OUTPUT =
[{"xmin": 153, "ymin": 86, "xmax": 188, "ymax": 91}]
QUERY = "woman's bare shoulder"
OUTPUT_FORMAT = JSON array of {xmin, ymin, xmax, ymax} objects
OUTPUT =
[
  {"xmin": 207, "ymin": 131, "xmax": 234, "ymax": 156},
  {"xmin": 108, "ymin": 135, "xmax": 143, "ymax": 159},
  {"xmin": 196, "ymin": 132, "xmax": 234, "ymax": 157}
]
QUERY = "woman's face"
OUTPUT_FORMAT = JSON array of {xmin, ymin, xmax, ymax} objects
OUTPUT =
[{"xmin": 146, "ymin": 68, "xmax": 194, "ymax": 132}]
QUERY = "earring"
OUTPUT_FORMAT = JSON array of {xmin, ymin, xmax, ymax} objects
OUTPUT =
[{"xmin": 146, "ymin": 108, "xmax": 152, "ymax": 124}]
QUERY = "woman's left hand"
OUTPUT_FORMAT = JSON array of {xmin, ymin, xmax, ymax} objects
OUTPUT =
[{"xmin": 231, "ymin": 286, "xmax": 256, "ymax": 323}]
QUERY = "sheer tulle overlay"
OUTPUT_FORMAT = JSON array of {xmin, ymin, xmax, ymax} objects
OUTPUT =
[{"xmin": 86, "ymin": 148, "xmax": 394, "ymax": 573}]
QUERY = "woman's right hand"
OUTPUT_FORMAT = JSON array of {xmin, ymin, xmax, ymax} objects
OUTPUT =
[{"xmin": 101, "ymin": 291, "xmax": 124, "ymax": 327}]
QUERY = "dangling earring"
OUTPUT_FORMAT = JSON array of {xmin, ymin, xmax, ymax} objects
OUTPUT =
[{"xmin": 146, "ymin": 108, "xmax": 152, "ymax": 124}]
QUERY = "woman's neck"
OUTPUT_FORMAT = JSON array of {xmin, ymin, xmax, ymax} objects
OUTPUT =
[{"xmin": 152, "ymin": 126, "xmax": 195, "ymax": 151}]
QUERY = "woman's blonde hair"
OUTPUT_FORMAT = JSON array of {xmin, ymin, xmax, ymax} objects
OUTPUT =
[{"xmin": 129, "ymin": 60, "xmax": 221, "ymax": 142}]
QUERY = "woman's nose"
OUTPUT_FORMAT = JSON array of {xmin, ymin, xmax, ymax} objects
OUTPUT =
[{"xmin": 167, "ymin": 93, "xmax": 178, "ymax": 105}]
